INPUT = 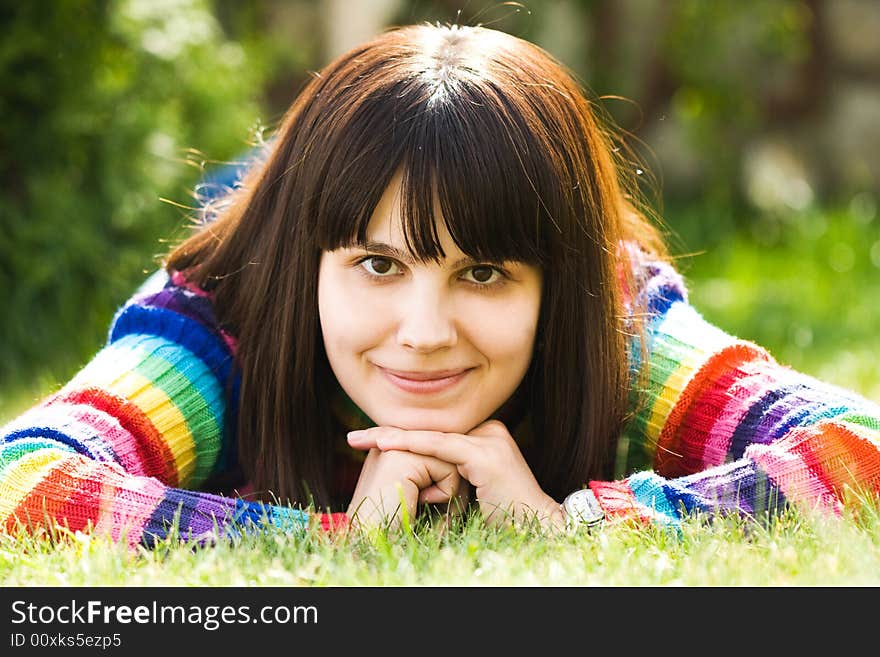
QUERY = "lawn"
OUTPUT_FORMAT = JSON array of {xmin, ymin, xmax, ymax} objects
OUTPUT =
[{"xmin": 3, "ymin": 501, "xmax": 880, "ymax": 586}]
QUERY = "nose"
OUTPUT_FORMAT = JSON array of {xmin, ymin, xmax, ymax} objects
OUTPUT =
[{"xmin": 395, "ymin": 283, "xmax": 457, "ymax": 353}]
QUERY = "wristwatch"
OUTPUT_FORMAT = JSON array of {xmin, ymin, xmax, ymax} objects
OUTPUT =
[{"xmin": 562, "ymin": 488, "xmax": 604, "ymax": 530}]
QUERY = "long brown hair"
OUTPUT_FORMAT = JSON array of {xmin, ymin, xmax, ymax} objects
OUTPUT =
[{"xmin": 166, "ymin": 22, "xmax": 669, "ymax": 507}]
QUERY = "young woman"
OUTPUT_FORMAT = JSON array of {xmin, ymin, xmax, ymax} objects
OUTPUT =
[{"xmin": 2, "ymin": 23, "xmax": 879, "ymax": 548}]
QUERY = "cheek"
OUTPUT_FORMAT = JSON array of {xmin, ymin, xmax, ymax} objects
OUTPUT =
[
  {"xmin": 464, "ymin": 296, "xmax": 539, "ymax": 362},
  {"xmin": 318, "ymin": 273, "xmax": 387, "ymax": 355}
]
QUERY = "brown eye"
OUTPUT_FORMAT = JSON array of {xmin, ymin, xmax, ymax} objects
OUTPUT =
[
  {"xmin": 471, "ymin": 266, "xmax": 495, "ymax": 283},
  {"xmin": 363, "ymin": 257, "xmax": 396, "ymax": 276}
]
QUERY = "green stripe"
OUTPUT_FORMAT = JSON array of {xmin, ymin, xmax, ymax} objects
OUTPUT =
[
  {"xmin": 117, "ymin": 335, "xmax": 224, "ymax": 487},
  {"xmin": 836, "ymin": 411, "xmax": 880, "ymax": 433}
]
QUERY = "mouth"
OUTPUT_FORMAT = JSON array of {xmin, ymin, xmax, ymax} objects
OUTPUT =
[{"xmin": 377, "ymin": 366, "xmax": 474, "ymax": 394}]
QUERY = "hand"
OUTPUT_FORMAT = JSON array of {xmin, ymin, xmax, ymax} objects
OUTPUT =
[
  {"xmin": 347, "ymin": 420, "xmax": 565, "ymax": 530},
  {"xmin": 346, "ymin": 447, "xmax": 468, "ymax": 530}
]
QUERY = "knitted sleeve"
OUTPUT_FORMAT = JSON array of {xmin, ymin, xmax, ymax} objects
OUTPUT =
[
  {"xmin": 591, "ymin": 243, "xmax": 880, "ymax": 529},
  {"xmin": 0, "ymin": 270, "xmax": 346, "ymax": 549}
]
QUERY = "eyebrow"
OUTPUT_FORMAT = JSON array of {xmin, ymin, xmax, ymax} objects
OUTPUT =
[{"xmin": 359, "ymin": 241, "xmax": 480, "ymax": 270}]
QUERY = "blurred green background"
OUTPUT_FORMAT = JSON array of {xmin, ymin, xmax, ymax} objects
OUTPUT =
[{"xmin": 1, "ymin": 0, "xmax": 878, "ymax": 424}]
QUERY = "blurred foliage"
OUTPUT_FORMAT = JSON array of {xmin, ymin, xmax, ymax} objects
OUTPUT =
[
  {"xmin": 633, "ymin": 0, "xmax": 812, "ymax": 206},
  {"xmin": 0, "ymin": 0, "xmax": 267, "ymax": 392}
]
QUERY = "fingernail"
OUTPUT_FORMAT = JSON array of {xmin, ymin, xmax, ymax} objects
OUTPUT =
[{"xmin": 347, "ymin": 430, "xmax": 365, "ymax": 440}]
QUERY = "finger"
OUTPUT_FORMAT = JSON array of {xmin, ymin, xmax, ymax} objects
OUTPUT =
[
  {"xmin": 347, "ymin": 427, "xmax": 427, "ymax": 449},
  {"xmin": 418, "ymin": 485, "xmax": 453, "ymax": 504},
  {"xmin": 468, "ymin": 419, "xmax": 511, "ymax": 439},
  {"xmin": 346, "ymin": 431, "xmax": 378, "ymax": 450},
  {"xmin": 419, "ymin": 482, "xmax": 471, "ymax": 513},
  {"xmin": 364, "ymin": 429, "xmax": 475, "ymax": 466},
  {"xmin": 421, "ymin": 455, "xmax": 462, "ymax": 492}
]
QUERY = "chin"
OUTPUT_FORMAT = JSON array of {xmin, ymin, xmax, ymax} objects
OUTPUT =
[{"xmin": 379, "ymin": 409, "xmax": 475, "ymax": 434}]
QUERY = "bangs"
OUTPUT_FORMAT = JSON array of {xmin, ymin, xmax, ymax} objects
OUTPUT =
[{"xmin": 312, "ymin": 75, "xmax": 561, "ymax": 269}]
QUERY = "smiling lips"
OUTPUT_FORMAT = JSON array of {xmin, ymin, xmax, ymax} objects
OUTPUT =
[{"xmin": 378, "ymin": 366, "xmax": 473, "ymax": 394}]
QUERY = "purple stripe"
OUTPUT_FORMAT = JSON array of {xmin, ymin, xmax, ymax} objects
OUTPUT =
[
  {"xmin": 138, "ymin": 286, "xmax": 220, "ymax": 332},
  {"xmin": 141, "ymin": 488, "xmax": 237, "ymax": 546},
  {"xmin": 728, "ymin": 388, "xmax": 787, "ymax": 460},
  {"xmin": 757, "ymin": 383, "xmax": 846, "ymax": 441},
  {"xmin": 639, "ymin": 261, "xmax": 687, "ymax": 316},
  {"xmin": 686, "ymin": 460, "xmax": 758, "ymax": 514},
  {"xmin": 677, "ymin": 459, "xmax": 787, "ymax": 516},
  {"xmin": 747, "ymin": 369, "xmax": 866, "ymax": 448},
  {"xmin": 747, "ymin": 382, "xmax": 813, "ymax": 444},
  {"xmin": 188, "ymin": 494, "xmax": 239, "ymax": 537},
  {"xmin": 727, "ymin": 369, "xmax": 822, "ymax": 459}
]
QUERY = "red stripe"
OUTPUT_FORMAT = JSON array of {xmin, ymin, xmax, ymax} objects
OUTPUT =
[
  {"xmin": 784, "ymin": 421, "xmax": 880, "ymax": 500},
  {"xmin": 54, "ymin": 460, "xmax": 106, "ymax": 533},
  {"xmin": 46, "ymin": 387, "xmax": 178, "ymax": 486},
  {"xmin": 319, "ymin": 512, "xmax": 349, "ymax": 533},
  {"xmin": 655, "ymin": 342, "xmax": 773, "ymax": 477},
  {"xmin": 589, "ymin": 480, "xmax": 652, "ymax": 525}
]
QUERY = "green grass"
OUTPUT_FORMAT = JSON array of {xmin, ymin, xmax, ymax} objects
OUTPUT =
[
  {"xmin": 3, "ymin": 502, "xmax": 880, "ymax": 586},
  {"xmin": 2, "ymin": 201, "xmax": 879, "ymax": 586}
]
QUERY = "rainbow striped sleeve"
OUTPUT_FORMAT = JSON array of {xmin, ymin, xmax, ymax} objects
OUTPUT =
[
  {"xmin": 591, "ymin": 245, "xmax": 880, "ymax": 529},
  {"xmin": 0, "ymin": 270, "xmax": 346, "ymax": 548}
]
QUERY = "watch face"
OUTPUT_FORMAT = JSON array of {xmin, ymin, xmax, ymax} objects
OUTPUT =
[{"xmin": 565, "ymin": 489, "xmax": 603, "ymax": 526}]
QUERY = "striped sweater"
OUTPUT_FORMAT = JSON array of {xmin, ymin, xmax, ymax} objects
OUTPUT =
[{"xmin": 2, "ymin": 244, "xmax": 879, "ymax": 547}]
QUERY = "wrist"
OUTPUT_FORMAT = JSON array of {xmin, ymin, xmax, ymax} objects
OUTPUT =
[{"xmin": 535, "ymin": 494, "xmax": 566, "ymax": 532}]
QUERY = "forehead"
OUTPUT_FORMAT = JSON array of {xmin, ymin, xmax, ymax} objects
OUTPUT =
[{"xmin": 364, "ymin": 170, "xmax": 463, "ymax": 260}]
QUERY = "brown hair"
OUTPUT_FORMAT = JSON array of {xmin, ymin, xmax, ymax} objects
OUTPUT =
[{"xmin": 166, "ymin": 22, "xmax": 669, "ymax": 508}]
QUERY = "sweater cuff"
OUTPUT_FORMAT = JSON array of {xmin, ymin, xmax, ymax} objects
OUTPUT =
[
  {"xmin": 589, "ymin": 478, "xmax": 681, "ymax": 529},
  {"xmin": 247, "ymin": 503, "xmax": 349, "ymax": 535}
]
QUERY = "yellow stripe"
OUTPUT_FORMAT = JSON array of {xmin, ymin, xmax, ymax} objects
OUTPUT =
[
  {"xmin": 73, "ymin": 358, "xmax": 196, "ymax": 486},
  {"xmin": 640, "ymin": 304, "xmax": 739, "ymax": 460},
  {"xmin": 0, "ymin": 448, "xmax": 71, "ymax": 525},
  {"xmin": 70, "ymin": 342, "xmax": 209, "ymax": 485},
  {"xmin": 110, "ymin": 371, "xmax": 197, "ymax": 485},
  {"xmin": 643, "ymin": 349, "xmax": 707, "ymax": 448}
]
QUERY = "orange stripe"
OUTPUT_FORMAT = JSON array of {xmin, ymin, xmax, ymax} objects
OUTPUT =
[
  {"xmin": 789, "ymin": 420, "xmax": 880, "ymax": 499},
  {"xmin": 7, "ymin": 455, "xmax": 102, "ymax": 534}
]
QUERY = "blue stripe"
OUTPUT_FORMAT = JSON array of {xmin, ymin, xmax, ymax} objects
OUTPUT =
[
  {"xmin": 728, "ymin": 387, "xmax": 789, "ymax": 460},
  {"xmin": 109, "ymin": 303, "xmax": 241, "ymax": 470},
  {"xmin": 629, "ymin": 471, "xmax": 679, "ymax": 521},
  {"xmin": 140, "ymin": 490, "xmax": 197, "ymax": 547},
  {"xmin": 0, "ymin": 437, "xmax": 77, "ymax": 469},
  {"xmin": 727, "ymin": 381, "xmax": 852, "ymax": 461},
  {"xmin": 4, "ymin": 427, "xmax": 118, "ymax": 464},
  {"xmin": 109, "ymin": 304, "xmax": 234, "ymax": 387}
]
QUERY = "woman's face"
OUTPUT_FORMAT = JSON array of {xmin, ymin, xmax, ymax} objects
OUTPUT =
[{"xmin": 318, "ymin": 171, "xmax": 543, "ymax": 434}]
